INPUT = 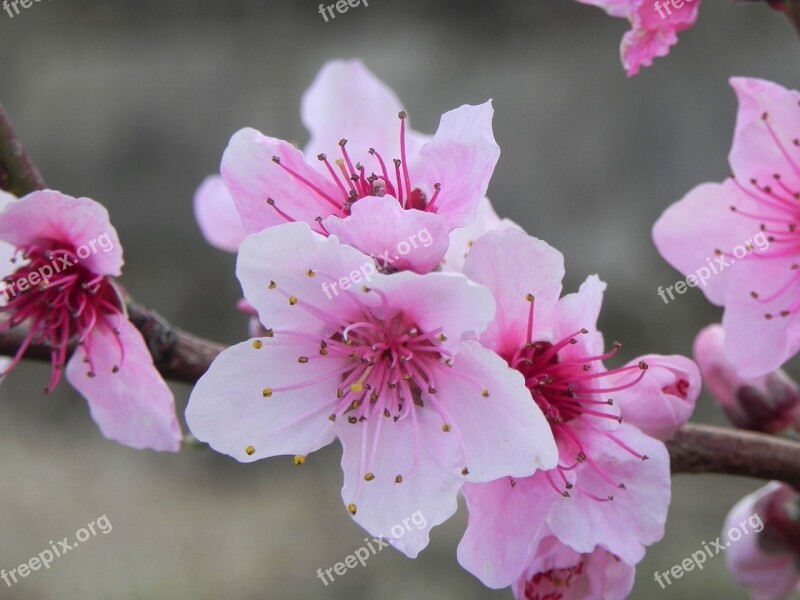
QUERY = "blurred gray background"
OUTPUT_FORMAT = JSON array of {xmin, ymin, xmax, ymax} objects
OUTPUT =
[{"xmin": 0, "ymin": 0, "xmax": 799, "ymax": 598}]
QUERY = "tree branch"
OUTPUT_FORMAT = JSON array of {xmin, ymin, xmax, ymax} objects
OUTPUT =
[
  {"xmin": 667, "ymin": 424, "xmax": 800, "ymax": 489},
  {"xmin": 0, "ymin": 105, "xmax": 47, "ymax": 196}
]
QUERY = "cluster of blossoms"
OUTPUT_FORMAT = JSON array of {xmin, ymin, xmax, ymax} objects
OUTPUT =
[
  {"xmin": 187, "ymin": 60, "xmax": 703, "ymax": 597},
  {"xmin": 2, "ymin": 38, "xmax": 799, "ymax": 600}
]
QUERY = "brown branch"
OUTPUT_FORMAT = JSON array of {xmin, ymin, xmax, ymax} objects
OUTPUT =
[
  {"xmin": 667, "ymin": 423, "xmax": 800, "ymax": 489},
  {"xmin": 0, "ymin": 104, "xmax": 46, "ymax": 196}
]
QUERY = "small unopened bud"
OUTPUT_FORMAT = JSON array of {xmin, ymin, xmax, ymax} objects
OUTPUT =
[
  {"xmin": 694, "ymin": 325, "xmax": 800, "ymax": 435},
  {"xmin": 724, "ymin": 482, "xmax": 800, "ymax": 598}
]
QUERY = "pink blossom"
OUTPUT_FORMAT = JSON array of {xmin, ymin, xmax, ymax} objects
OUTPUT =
[
  {"xmin": 694, "ymin": 324, "xmax": 800, "ymax": 434},
  {"xmin": 512, "ymin": 530, "xmax": 635, "ymax": 600},
  {"xmin": 220, "ymin": 60, "xmax": 500, "ymax": 273},
  {"xmin": 724, "ymin": 482, "xmax": 800, "ymax": 600},
  {"xmin": 577, "ymin": 0, "xmax": 702, "ymax": 76},
  {"xmin": 0, "ymin": 190, "xmax": 182, "ymax": 451},
  {"xmin": 455, "ymin": 229, "xmax": 699, "ymax": 587},
  {"xmin": 654, "ymin": 78, "xmax": 800, "ymax": 378},
  {"xmin": 185, "ymin": 222, "xmax": 557, "ymax": 557}
]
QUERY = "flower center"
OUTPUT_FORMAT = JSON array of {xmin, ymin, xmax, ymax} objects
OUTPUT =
[
  {"xmin": 269, "ymin": 112, "xmax": 441, "ymax": 228},
  {"xmin": 1, "ymin": 244, "xmax": 125, "ymax": 392},
  {"xmin": 252, "ymin": 281, "xmax": 490, "ymax": 506},
  {"xmin": 523, "ymin": 560, "xmax": 585, "ymax": 600},
  {"xmin": 505, "ymin": 295, "xmax": 650, "ymax": 501}
]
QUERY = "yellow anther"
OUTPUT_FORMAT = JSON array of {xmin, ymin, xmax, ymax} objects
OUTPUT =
[
  {"xmin": 293, "ymin": 455, "xmax": 306, "ymax": 465},
  {"xmin": 252, "ymin": 340, "xmax": 263, "ymax": 349},
  {"xmin": 245, "ymin": 446, "xmax": 256, "ymax": 456},
  {"xmin": 262, "ymin": 388, "xmax": 273, "ymax": 398}
]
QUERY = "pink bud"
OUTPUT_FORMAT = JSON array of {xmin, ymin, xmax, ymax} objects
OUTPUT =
[
  {"xmin": 694, "ymin": 324, "xmax": 800, "ymax": 434},
  {"xmin": 724, "ymin": 482, "xmax": 800, "ymax": 599}
]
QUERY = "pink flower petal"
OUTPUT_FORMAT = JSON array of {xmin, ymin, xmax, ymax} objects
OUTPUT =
[
  {"xmin": 463, "ymin": 228, "xmax": 565, "ymax": 359},
  {"xmin": 236, "ymin": 222, "xmax": 376, "ymax": 335},
  {"xmin": 0, "ymin": 190, "xmax": 123, "ymax": 276},
  {"xmin": 337, "ymin": 404, "xmax": 463, "ymax": 558},
  {"xmin": 429, "ymin": 340, "xmax": 558, "ymax": 482},
  {"xmin": 458, "ymin": 473, "xmax": 557, "ymax": 588},
  {"xmin": 552, "ymin": 275, "xmax": 607, "ymax": 362},
  {"xmin": 322, "ymin": 196, "xmax": 449, "ymax": 274},
  {"xmin": 621, "ymin": 0, "xmax": 701, "ymax": 77},
  {"xmin": 653, "ymin": 180, "xmax": 758, "ymax": 306},
  {"xmin": 723, "ymin": 258, "xmax": 800, "ymax": 378},
  {"xmin": 186, "ymin": 335, "xmax": 342, "ymax": 461},
  {"xmin": 301, "ymin": 59, "xmax": 408, "ymax": 168},
  {"xmin": 66, "ymin": 319, "xmax": 181, "ymax": 452},
  {"xmin": 221, "ymin": 128, "xmax": 342, "ymax": 233},
  {"xmin": 442, "ymin": 196, "xmax": 521, "ymax": 273},
  {"xmin": 193, "ymin": 175, "xmax": 248, "ymax": 252},
  {"xmin": 729, "ymin": 78, "xmax": 800, "ymax": 191},
  {"xmin": 546, "ymin": 422, "xmax": 670, "ymax": 565},
  {"xmin": 0, "ymin": 191, "xmax": 18, "ymax": 283},
  {"xmin": 413, "ymin": 101, "xmax": 500, "ymax": 229}
]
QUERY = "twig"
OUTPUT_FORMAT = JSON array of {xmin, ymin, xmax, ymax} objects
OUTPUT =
[
  {"xmin": 667, "ymin": 424, "xmax": 800, "ymax": 489},
  {"xmin": 0, "ymin": 105, "xmax": 46, "ymax": 196}
]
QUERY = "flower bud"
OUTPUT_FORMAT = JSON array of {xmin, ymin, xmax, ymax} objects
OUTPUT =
[
  {"xmin": 694, "ymin": 325, "xmax": 800, "ymax": 434},
  {"xmin": 724, "ymin": 482, "xmax": 800, "ymax": 599}
]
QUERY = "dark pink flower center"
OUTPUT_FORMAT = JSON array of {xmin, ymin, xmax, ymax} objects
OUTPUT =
[
  {"xmin": 269, "ymin": 112, "xmax": 441, "ymax": 229},
  {"xmin": 728, "ymin": 109, "xmax": 800, "ymax": 319},
  {"xmin": 1, "ymin": 244, "xmax": 125, "ymax": 392},
  {"xmin": 505, "ymin": 296, "xmax": 650, "ymax": 501},
  {"xmin": 523, "ymin": 560, "xmax": 584, "ymax": 600}
]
